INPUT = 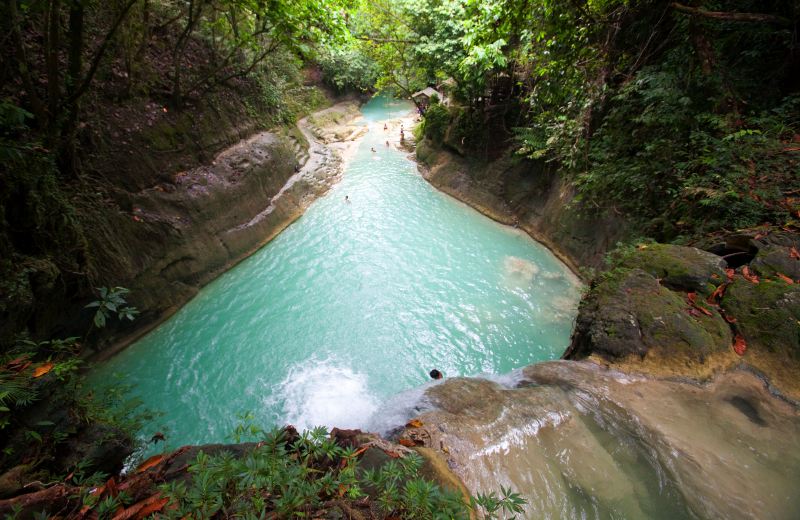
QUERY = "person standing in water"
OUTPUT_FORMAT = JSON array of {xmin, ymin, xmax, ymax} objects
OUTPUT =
[{"xmin": 429, "ymin": 369, "xmax": 443, "ymax": 380}]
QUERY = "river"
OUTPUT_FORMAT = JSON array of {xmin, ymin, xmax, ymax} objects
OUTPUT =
[{"xmin": 90, "ymin": 96, "xmax": 581, "ymax": 455}]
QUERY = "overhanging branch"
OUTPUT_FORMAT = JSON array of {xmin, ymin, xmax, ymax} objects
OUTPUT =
[{"xmin": 670, "ymin": 3, "xmax": 793, "ymax": 26}]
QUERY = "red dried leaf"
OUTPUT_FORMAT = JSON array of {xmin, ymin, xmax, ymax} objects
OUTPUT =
[
  {"xmin": 32, "ymin": 362, "xmax": 54, "ymax": 378},
  {"xmin": 707, "ymin": 283, "xmax": 728, "ymax": 303},
  {"xmin": 742, "ymin": 266, "xmax": 760, "ymax": 284},
  {"xmin": 13, "ymin": 361, "xmax": 32, "ymax": 373},
  {"xmin": 406, "ymin": 419, "xmax": 423, "ymax": 428},
  {"xmin": 791, "ymin": 247, "xmax": 800, "ymax": 260},
  {"xmin": 135, "ymin": 454, "xmax": 165, "ymax": 474},
  {"xmin": 776, "ymin": 273, "xmax": 795, "ymax": 284},
  {"xmin": 733, "ymin": 334, "xmax": 747, "ymax": 356},
  {"xmin": 384, "ymin": 450, "xmax": 401, "ymax": 458},
  {"xmin": 725, "ymin": 268, "xmax": 736, "ymax": 281},
  {"xmin": 106, "ymin": 477, "xmax": 119, "ymax": 498},
  {"xmin": 398, "ymin": 438, "xmax": 417, "ymax": 448},
  {"xmin": 6, "ymin": 355, "xmax": 29, "ymax": 368},
  {"xmin": 111, "ymin": 494, "xmax": 168, "ymax": 520},
  {"xmin": 687, "ymin": 292, "xmax": 713, "ymax": 316},
  {"xmin": 134, "ymin": 497, "xmax": 169, "ymax": 520},
  {"xmin": 724, "ymin": 314, "xmax": 738, "ymax": 324}
]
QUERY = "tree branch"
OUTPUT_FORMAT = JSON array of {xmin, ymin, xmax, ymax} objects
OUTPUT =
[
  {"xmin": 670, "ymin": 3, "xmax": 793, "ymax": 26},
  {"xmin": 68, "ymin": 0, "xmax": 140, "ymax": 104}
]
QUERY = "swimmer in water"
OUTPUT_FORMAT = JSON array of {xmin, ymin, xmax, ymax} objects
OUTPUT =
[
  {"xmin": 384, "ymin": 123, "xmax": 388, "ymax": 130},
  {"xmin": 386, "ymin": 140, "xmax": 390, "ymax": 146},
  {"xmin": 429, "ymin": 369, "xmax": 443, "ymax": 380},
  {"xmin": 345, "ymin": 195, "xmax": 350, "ymax": 203},
  {"xmin": 371, "ymin": 147, "xmax": 376, "ymax": 152}
]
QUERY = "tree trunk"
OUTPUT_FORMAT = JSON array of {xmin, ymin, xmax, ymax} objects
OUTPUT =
[{"xmin": 44, "ymin": 0, "xmax": 62, "ymax": 145}]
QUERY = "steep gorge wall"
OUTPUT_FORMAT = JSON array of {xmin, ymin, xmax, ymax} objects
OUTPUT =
[{"xmin": 78, "ymin": 94, "xmax": 357, "ymax": 350}]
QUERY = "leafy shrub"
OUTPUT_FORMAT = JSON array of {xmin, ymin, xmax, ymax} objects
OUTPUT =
[
  {"xmin": 318, "ymin": 45, "xmax": 379, "ymax": 93},
  {"xmin": 158, "ymin": 424, "xmax": 526, "ymax": 519},
  {"xmin": 422, "ymin": 103, "xmax": 450, "ymax": 143}
]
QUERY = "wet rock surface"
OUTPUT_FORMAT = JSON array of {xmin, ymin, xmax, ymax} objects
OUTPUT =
[{"xmin": 406, "ymin": 361, "xmax": 800, "ymax": 520}]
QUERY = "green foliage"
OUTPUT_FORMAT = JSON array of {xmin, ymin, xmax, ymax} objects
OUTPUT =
[
  {"xmin": 470, "ymin": 485, "xmax": 527, "ymax": 520},
  {"xmin": 160, "ymin": 423, "xmax": 525, "ymax": 518},
  {"xmin": 421, "ymin": 103, "xmax": 450, "ymax": 143},
  {"xmin": 85, "ymin": 287, "xmax": 139, "ymax": 329},
  {"xmin": 577, "ymin": 69, "xmax": 799, "ymax": 238},
  {"xmin": 318, "ymin": 43, "xmax": 380, "ymax": 93}
]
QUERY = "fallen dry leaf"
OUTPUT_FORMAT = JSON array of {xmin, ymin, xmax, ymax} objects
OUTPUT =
[
  {"xmin": 111, "ymin": 493, "xmax": 168, "ymax": 520},
  {"xmin": 687, "ymin": 292, "xmax": 713, "ymax": 316},
  {"xmin": 742, "ymin": 266, "xmax": 760, "ymax": 284},
  {"xmin": 707, "ymin": 283, "xmax": 728, "ymax": 303},
  {"xmin": 406, "ymin": 419, "xmax": 423, "ymax": 428},
  {"xmin": 733, "ymin": 334, "xmax": 747, "ymax": 356},
  {"xmin": 398, "ymin": 438, "xmax": 417, "ymax": 448},
  {"xmin": 776, "ymin": 273, "xmax": 795, "ymax": 284},
  {"xmin": 724, "ymin": 314, "xmax": 738, "ymax": 324},
  {"xmin": 135, "ymin": 454, "xmax": 165, "ymax": 474},
  {"xmin": 106, "ymin": 477, "xmax": 119, "ymax": 498},
  {"xmin": 725, "ymin": 268, "xmax": 736, "ymax": 281},
  {"xmin": 791, "ymin": 247, "xmax": 800, "ymax": 260},
  {"xmin": 32, "ymin": 362, "xmax": 54, "ymax": 378}
]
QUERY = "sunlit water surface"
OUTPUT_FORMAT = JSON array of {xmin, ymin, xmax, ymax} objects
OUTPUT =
[{"xmin": 91, "ymin": 96, "xmax": 581, "ymax": 452}]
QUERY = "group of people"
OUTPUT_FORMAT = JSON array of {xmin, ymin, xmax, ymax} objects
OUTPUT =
[{"xmin": 381, "ymin": 122, "xmax": 405, "ymax": 142}]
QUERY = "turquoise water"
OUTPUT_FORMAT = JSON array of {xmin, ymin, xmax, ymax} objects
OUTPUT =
[{"xmin": 91, "ymin": 96, "xmax": 581, "ymax": 451}]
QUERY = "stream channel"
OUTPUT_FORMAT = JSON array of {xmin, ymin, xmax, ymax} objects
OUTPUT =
[{"xmin": 91, "ymin": 96, "xmax": 582, "ymax": 457}]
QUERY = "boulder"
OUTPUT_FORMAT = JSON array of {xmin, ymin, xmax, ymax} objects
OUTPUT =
[
  {"xmin": 567, "ymin": 268, "xmax": 731, "ymax": 361},
  {"xmin": 750, "ymin": 244, "xmax": 800, "ymax": 280},
  {"xmin": 721, "ymin": 278, "xmax": 800, "ymax": 359},
  {"xmin": 618, "ymin": 243, "xmax": 727, "ymax": 295}
]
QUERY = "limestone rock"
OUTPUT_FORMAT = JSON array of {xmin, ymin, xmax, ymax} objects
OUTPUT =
[
  {"xmin": 750, "ymin": 244, "xmax": 800, "ymax": 280},
  {"xmin": 721, "ymin": 278, "xmax": 800, "ymax": 358},
  {"xmin": 567, "ymin": 268, "xmax": 731, "ymax": 361},
  {"xmin": 414, "ymin": 361, "xmax": 800, "ymax": 520},
  {"xmin": 618, "ymin": 243, "xmax": 727, "ymax": 295}
]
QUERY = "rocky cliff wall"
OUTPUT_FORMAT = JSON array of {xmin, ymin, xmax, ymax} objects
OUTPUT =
[
  {"xmin": 83, "ymin": 100, "xmax": 364, "ymax": 352},
  {"xmin": 416, "ymin": 139, "xmax": 626, "ymax": 276}
]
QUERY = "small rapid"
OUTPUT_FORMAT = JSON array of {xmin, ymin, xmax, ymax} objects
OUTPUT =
[{"xmin": 90, "ymin": 96, "xmax": 581, "ymax": 453}]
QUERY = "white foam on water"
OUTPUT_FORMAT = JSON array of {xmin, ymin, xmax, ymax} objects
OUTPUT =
[
  {"xmin": 274, "ymin": 357, "xmax": 380, "ymax": 432},
  {"xmin": 367, "ymin": 382, "xmax": 440, "ymax": 436}
]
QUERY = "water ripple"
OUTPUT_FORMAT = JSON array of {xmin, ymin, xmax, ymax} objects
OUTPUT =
[{"xmin": 90, "ymin": 96, "xmax": 582, "ymax": 451}]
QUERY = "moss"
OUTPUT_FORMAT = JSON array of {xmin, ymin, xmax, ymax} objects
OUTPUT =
[
  {"xmin": 618, "ymin": 243, "xmax": 726, "ymax": 296},
  {"xmin": 721, "ymin": 278, "xmax": 800, "ymax": 358},
  {"xmin": 569, "ymin": 268, "xmax": 731, "ymax": 362}
]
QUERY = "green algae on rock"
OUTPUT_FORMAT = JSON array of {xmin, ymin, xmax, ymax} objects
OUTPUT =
[
  {"xmin": 566, "ymin": 268, "xmax": 731, "ymax": 361},
  {"xmin": 616, "ymin": 243, "xmax": 727, "ymax": 296},
  {"xmin": 722, "ymin": 278, "xmax": 800, "ymax": 359}
]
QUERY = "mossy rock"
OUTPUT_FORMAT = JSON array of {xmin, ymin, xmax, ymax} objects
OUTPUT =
[
  {"xmin": 567, "ymin": 268, "xmax": 731, "ymax": 361},
  {"xmin": 750, "ymin": 245, "xmax": 800, "ymax": 280},
  {"xmin": 618, "ymin": 243, "xmax": 726, "ymax": 296},
  {"xmin": 721, "ymin": 278, "xmax": 800, "ymax": 359}
]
